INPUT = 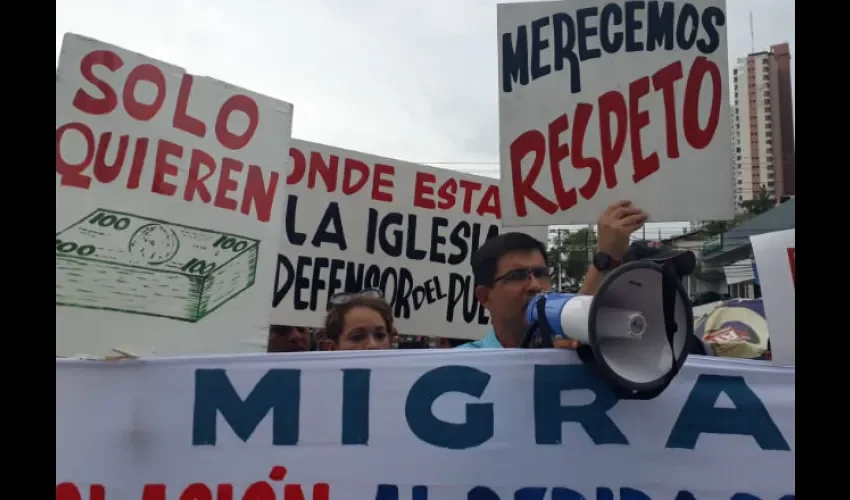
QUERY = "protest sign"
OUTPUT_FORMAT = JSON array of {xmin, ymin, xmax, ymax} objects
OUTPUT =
[
  {"xmin": 272, "ymin": 140, "xmax": 548, "ymax": 340},
  {"xmin": 497, "ymin": 0, "xmax": 734, "ymax": 226},
  {"xmin": 57, "ymin": 351, "xmax": 795, "ymax": 499},
  {"xmin": 750, "ymin": 229, "xmax": 795, "ymax": 366},
  {"xmin": 55, "ymin": 33, "xmax": 294, "ymax": 357}
]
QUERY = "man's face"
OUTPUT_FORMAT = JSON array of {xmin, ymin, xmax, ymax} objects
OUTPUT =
[
  {"xmin": 268, "ymin": 326, "xmax": 309, "ymax": 352},
  {"xmin": 476, "ymin": 250, "xmax": 549, "ymax": 325}
]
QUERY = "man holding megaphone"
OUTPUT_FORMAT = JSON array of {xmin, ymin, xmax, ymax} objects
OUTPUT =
[
  {"xmin": 456, "ymin": 200, "xmax": 647, "ymax": 350},
  {"xmin": 456, "ymin": 200, "xmax": 697, "ymax": 400}
]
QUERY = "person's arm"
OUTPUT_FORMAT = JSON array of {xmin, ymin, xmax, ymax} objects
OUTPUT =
[
  {"xmin": 576, "ymin": 200, "xmax": 647, "ymax": 296},
  {"xmin": 578, "ymin": 266, "xmax": 605, "ymax": 295}
]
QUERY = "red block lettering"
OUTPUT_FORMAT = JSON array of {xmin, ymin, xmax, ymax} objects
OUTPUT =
[
  {"xmin": 184, "ymin": 149, "xmax": 217, "ymax": 203},
  {"xmin": 215, "ymin": 95, "xmax": 259, "ymax": 151},
  {"xmin": 787, "ymin": 248, "xmax": 795, "ymax": 287},
  {"xmin": 287, "ymin": 147, "xmax": 306, "ymax": 185},
  {"xmin": 214, "ymin": 158, "xmax": 243, "ymax": 211},
  {"xmin": 126, "ymin": 137, "xmax": 150, "ymax": 189},
  {"xmin": 142, "ymin": 484, "xmax": 167, "ymax": 500},
  {"xmin": 503, "ymin": 57, "xmax": 723, "ymax": 220},
  {"xmin": 56, "ymin": 122, "xmax": 95, "ymax": 188},
  {"xmin": 123, "ymin": 63, "xmax": 166, "ymax": 121},
  {"xmin": 572, "ymin": 103, "xmax": 601, "ymax": 200},
  {"xmin": 342, "ymin": 158, "xmax": 369, "ymax": 195},
  {"xmin": 56, "ymin": 483, "xmax": 105, "ymax": 500},
  {"xmin": 437, "ymin": 178, "xmax": 457, "ymax": 210},
  {"xmin": 242, "ymin": 166, "xmax": 279, "ymax": 222},
  {"xmin": 173, "ymin": 74, "xmax": 207, "ymax": 138},
  {"xmin": 152, "ymin": 140, "xmax": 182, "ymax": 195},
  {"xmin": 372, "ymin": 164, "xmax": 394, "ymax": 202},
  {"xmin": 683, "ymin": 57, "xmax": 722, "ymax": 149},
  {"xmin": 598, "ymin": 90, "xmax": 627, "ymax": 189},
  {"xmin": 308, "ymin": 152, "xmax": 339, "ymax": 191},
  {"xmin": 73, "ymin": 48, "xmax": 261, "ymax": 152},
  {"xmin": 413, "ymin": 171, "xmax": 437, "ymax": 210},
  {"xmin": 478, "ymin": 185, "xmax": 501, "ymax": 218},
  {"xmin": 458, "ymin": 179, "xmax": 483, "ymax": 213},
  {"xmin": 510, "ymin": 129, "xmax": 557, "ymax": 216},
  {"xmin": 73, "ymin": 50, "xmax": 122, "ymax": 115},
  {"xmin": 93, "ymin": 132, "xmax": 129, "ymax": 184},
  {"xmin": 629, "ymin": 75, "xmax": 658, "ymax": 183},
  {"xmin": 652, "ymin": 61, "xmax": 684, "ymax": 159},
  {"xmin": 547, "ymin": 115, "xmax": 578, "ymax": 211}
]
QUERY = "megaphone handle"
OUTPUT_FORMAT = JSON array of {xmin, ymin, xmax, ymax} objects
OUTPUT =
[
  {"xmin": 660, "ymin": 266, "xmax": 682, "ymax": 379},
  {"xmin": 521, "ymin": 298, "xmax": 556, "ymax": 348},
  {"xmin": 520, "ymin": 322, "xmax": 538, "ymax": 348},
  {"xmin": 535, "ymin": 298, "xmax": 556, "ymax": 348}
]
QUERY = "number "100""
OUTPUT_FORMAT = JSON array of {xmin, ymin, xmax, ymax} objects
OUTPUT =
[
  {"xmin": 212, "ymin": 235, "xmax": 249, "ymax": 252},
  {"xmin": 89, "ymin": 212, "xmax": 131, "ymax": 230},
  {"xmin": 56, "ymin": 239, "xmax": 95, "ymax": 257}
]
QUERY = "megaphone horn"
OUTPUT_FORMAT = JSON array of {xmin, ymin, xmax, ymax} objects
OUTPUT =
[{"xmin": 525, "ymin": 260, "xmax": 693, "ymax": 400}]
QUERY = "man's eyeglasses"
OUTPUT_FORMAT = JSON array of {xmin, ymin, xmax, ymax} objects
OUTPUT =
[
  {"xmin": 492, "ymin": 266, "xmax": 552, "ymax": 284},
  {"xmin": 329, "ymin": 288, "xmax": 385, "ymax": 308}
]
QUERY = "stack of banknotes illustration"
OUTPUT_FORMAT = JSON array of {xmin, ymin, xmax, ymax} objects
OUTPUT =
[{"xmin": 56, "ymin": 209, "xmax": 259, "ymax": 322}]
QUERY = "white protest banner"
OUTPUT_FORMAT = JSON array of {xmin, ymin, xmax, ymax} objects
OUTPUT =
[
  {"xmin": 55, "ymin": 33, "xmax": 294, "ymax": 357},
  {"xmin": 57, "ymin": 351, "xmax": 795, "ymax": 499},
  {"xmin": 497, "ymin": 1, "xmax": 734, "ymax": 226},
  {"xmin": 750, "ymin": 229, "xmax": 795, "ymax": 366},
  {"xmin": 272, "ymin": 140, "xmax": 548, "ymax": 339}
]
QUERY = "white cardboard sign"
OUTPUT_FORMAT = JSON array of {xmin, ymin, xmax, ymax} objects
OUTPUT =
[
  {"xmin": 56, "ymin": 351, "xmax": 795, "ymax": 499},
  {"xmin": 497, "ymin": 0, "xmax": 734, "ymax": 226},
  {"xmin": 55, "ymin": 33, "xmax": 294, "ymax": 357},
  {"xmin": 750, "ymin": 228, "xmax": 795, "ymax": 366},
  {"xmin": 272, "ymin": 140, "xmax": 548, "ymax": 340}
]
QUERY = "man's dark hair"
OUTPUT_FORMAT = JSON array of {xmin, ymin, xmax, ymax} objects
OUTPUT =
[{"xmin": 471, "ymin": 232, "xmax": 547, "ymax": 286}]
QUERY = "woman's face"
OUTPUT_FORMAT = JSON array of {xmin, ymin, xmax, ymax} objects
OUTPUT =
[{"xmin": 337, "ymin": 306, "xmax": 391, "ymax": 350}]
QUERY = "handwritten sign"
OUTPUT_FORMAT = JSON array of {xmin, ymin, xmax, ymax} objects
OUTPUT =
[
  {"xmin": 272, "ymin": 140, "xmax": 548, "ymax": 339},
  {"xmin": 497, "ymin": 0, "xmax": 734, "ymax": 226},
  {"xmin": 55, "ymin": 33, "xmax": 294, "ymax": 357},
  {"xmin": 750, "ymin": 228, "xmax": 795, "ymax": 366},
  {"xmin": 56, "ymin": 351, "xmax": 795, "ymax": 499}
]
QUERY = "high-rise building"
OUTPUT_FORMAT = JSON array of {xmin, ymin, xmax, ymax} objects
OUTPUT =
[{"xmin": 731, "ymin": 43, "xmax": 795, "ymax": 208}]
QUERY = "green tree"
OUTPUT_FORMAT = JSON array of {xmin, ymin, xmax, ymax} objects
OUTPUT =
[
  {"xmin": 739, "ymin": 185, "xmax": 775, "ymax": 216},
  {"xmin": 549, "ymin": 228, "xmax": 597, "ymax": 292},
  {"xmin": 701, "ymin": 186, "xmax": 776, "ymax": 236}
]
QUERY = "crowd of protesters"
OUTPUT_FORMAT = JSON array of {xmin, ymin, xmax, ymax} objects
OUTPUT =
[
  {"xmin": 266, "ymin": 200, "xmax": 644, "ymax": 354},
  {"xmin": 267, "ymin": 323, "xmax": 462, "ymax": 353},
  {"xmin": 266, "ymin": 199, "xmax": 771, "ymax": 361}
]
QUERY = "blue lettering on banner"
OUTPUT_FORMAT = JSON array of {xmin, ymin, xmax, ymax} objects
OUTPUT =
[
  {"xmin": 191, "ymin": 367, "xmax": 790, "ymax": 451},
  {"xmin": 374, "ymin": 485, "xmax": 795, "ymax": 499},
  {"xmin": 406, "ymin": 365, "xmax": 494, "ymax": 450},
  {"xmin": 342, "ymin": 368, "xmax": 371, "ymax": 445},
  {"xmin": 501, "ymin": 1, "xmax": 726, "ymax": 93},
  {"xmin": 192, "ymin": 369, "xmax": 300, "ymax": 446},
  {"xmin": 667, "ymin": 374, "xmax": 791, "ymax": 451},
  {"xmin": 535, "ymin": 364, "xmax": 628, "ymax": 445}
]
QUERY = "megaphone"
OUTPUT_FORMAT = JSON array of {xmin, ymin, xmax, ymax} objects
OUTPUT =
[{"xmin": 525, "ymin": 260, "xmax": 694, "ymax": 400}]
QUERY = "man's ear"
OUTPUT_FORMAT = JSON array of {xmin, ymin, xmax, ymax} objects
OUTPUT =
[{"xmin": 475, "ymin": 284, "xmax": 490, "ymax": 309}]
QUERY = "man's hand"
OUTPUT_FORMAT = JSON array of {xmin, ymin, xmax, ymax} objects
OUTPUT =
[
  {"xmin": 596, "ymin": 200, "xmax": 648, "ymax": 260},
  {"xmin": 554, "ymin": 338, "xmax": 580, "ymax": 349}
]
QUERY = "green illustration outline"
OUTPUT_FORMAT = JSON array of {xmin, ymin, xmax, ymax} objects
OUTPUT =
[{"xmin": 56, "ymin": 209, "xmax": 261, "ymax": 323}]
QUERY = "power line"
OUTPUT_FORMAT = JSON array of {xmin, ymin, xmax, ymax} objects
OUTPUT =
[{"xmin": 416, "ymin": 161, "xmax": 499, "ymax": 165}]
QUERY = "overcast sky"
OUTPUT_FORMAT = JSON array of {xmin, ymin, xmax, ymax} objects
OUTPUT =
[{"xmin": 56, "ymin": 0, "xmax": 794, "ymax": 238}]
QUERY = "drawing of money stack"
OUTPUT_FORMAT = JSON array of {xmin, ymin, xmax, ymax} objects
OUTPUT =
[{"xmin": 56, "ymin": 209, "xmax": 260, "ymax": 322}]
